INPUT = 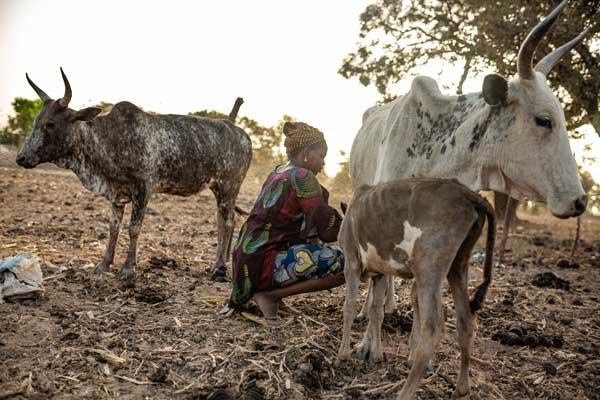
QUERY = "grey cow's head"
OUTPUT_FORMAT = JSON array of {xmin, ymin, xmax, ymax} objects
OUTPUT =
[
  {"xmin": 479, "ymin": 0, "xmax": 587, "ymax": 218},
  {"xmin": 16, "ymin": 68, "xmax": 101, "ymax": 168}
]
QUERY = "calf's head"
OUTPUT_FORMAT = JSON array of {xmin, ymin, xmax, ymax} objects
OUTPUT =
[
  {"xmin": 16, "ymin": 68, "xmax": 101, "ymax": 168},
  {"xmin": 480, "ymin": 0, "xmax": 587, "ymax": 218}
]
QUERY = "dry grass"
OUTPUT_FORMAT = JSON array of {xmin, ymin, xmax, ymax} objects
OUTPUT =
[{"xmin": 1, "ymin": 162, "xmax": 599, "ymax": 399}]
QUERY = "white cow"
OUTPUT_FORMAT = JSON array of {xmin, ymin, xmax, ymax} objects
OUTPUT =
[{"xmin": 351, "ymin": 1, "xmax": 588, "ymax": 317}]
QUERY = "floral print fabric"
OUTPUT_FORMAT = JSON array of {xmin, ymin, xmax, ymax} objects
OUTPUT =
[{"xmin": 229, "ymin": 164, "xmax": 343, "ymax": 306}]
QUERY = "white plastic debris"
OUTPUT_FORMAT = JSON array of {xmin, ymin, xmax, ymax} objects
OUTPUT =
[{"xmin": 0, "ymin": 254, "xmax": 45, "ymax": 303}]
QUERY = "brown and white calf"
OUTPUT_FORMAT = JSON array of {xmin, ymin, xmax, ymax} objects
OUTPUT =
[
  {"xmin": 17, "ymin": 69, "xmax": 252, "ymax": 279},
  {"xmin": 337, "ymin": 178, "xmax": 495, "ymax": 400}
]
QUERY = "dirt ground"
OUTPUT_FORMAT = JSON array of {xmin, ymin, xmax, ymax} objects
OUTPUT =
[{"xmin": 1, "ymin": 154, "xmax": 599, "ymax": 399}]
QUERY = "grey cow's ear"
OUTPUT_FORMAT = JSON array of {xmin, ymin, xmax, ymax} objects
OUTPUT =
[
  {"xmin": 482, "ymin": 74, "xmax": 508, "ymax": 107},
  {"xmin": 69, "ymin": 107, "xmax": 102, "ymax": 122}
]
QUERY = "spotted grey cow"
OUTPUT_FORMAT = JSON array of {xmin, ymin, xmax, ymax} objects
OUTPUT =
[
  {"xmin": 338, "ymin": 178, "xmax": 495, "ymax": 400},
  {"xmin": 16, "ymin": 69, "xmax": 252, "ymax": 278},
  {"xmin": 351, "ymin": 0, "xmax": 588, "ymax": 318}
]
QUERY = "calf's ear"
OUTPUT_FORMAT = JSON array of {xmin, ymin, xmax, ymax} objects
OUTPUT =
[
  {"xmin": 482, "ymin": 74, "xmax": 508, "ymax": 107},
  {"xmin": 69, "ymin": 107, "xmax": 102, "ymax": 122}
]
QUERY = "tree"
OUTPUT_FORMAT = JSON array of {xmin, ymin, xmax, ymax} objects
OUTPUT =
[
  {"xmin": 340, "ymin": 0, "xmax": 600, "ymax": 135},
  {"xmin": 0, "ymin": 97, "xmax": 43, "ymax": 144}
]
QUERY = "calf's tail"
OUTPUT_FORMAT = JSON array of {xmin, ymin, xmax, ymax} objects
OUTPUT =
[
  {"xmin": 468, "ymin": 194, "xmax": 496, "ymax": 313},
  {"xmin": 228, "ymin": 97, "xmax": 244, "ymax": 123}
]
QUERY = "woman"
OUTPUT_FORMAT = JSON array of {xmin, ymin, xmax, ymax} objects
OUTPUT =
[{"xmin": 227, "ymin": 121, "xmax": 345, "ymax": 322}]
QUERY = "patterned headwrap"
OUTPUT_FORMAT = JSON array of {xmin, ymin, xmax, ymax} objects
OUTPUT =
[{"xmin": 283, "ymin": 122, "xmax": 325, "ymax": 156}]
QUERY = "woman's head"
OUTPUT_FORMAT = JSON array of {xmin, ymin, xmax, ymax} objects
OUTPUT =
[{"xmin": 283, "ymin": 122, "xmax": 328, "ymax": 175}]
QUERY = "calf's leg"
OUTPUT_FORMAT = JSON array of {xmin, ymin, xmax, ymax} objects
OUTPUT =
[
  {"xmin": 338, "ymin": 260, "xmax": 361, "ymax": 360},
  {"xmin": 398, "ymin": 279, "xmax": 443, "ymax": 400},
  {"xmin": 356, "ymin": 274, "xmax": 386, "ymax": 363},
  {"xmin": 118, "ymin": 191, "xmax": 150, "ymax": 277},
  {"xmin": 94, "ymin": 202, "xmax": 125, "ymax": 272},
  {"xmin": 448, "ymin": 268, "xmax": 475, "ymax": 399}
]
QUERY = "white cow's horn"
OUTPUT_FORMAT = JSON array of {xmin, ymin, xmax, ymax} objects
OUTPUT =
[
  {"xmin": 517, "ymin": 0, "xmax": 568, "ymax": 80},
  {"xmin": 535, "ymin": 28, "xmax": 591, "ymax": 76}
]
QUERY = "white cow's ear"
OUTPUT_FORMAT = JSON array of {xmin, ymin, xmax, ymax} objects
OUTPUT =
[
  {"xmin": 482, "ymin": 74, "xmax": 508, "ymax": 107},
  {"xmin": 69, "ymin": 107, "xmax": 102, "ymax": 122}
]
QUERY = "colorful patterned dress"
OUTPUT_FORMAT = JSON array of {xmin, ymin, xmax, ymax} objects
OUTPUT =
[{"xmin": 229, "ymin": 164, "xmax": 344, "ymax": 306}]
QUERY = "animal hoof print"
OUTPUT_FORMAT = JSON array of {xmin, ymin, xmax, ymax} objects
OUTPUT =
[{"xmin": 209, "ymin": 265, "xmax": 228, "ymax": 282}]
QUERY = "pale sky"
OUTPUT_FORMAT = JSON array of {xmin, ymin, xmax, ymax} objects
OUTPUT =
[{"xmin": 1, "ymin": 0, "xmax": 599, "ymax": 183}]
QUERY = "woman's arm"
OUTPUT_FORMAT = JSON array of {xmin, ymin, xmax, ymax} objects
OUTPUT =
[{"xmin": 293, "ymin": 170, "xmax": 342, "ymax": 242}]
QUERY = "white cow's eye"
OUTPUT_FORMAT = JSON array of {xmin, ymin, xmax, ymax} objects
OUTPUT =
[{"xmin": 535, "ymin": 117, "xmax": 552, "ymax": 129}]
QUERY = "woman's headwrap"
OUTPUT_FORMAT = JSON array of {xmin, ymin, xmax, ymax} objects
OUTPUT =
[{"xmin": 283, "ymin": 122, "xmax": 325, "ymax": 156}]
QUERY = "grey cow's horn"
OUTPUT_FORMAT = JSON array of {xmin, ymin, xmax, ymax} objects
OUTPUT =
[
  {"xmin": 59, "ymin": 67, "xmax": 72, "ymax": 108},
  {"xmin": 517, "ymin": 0, "xmax": 568, "ymax": 80},
  {"xmin": 535, "ymin": 28, "xmax": 591, "ymax": 76},
  {"xmin": 26, "ymin": 73, "xmax": 51, "ymax": 102}
]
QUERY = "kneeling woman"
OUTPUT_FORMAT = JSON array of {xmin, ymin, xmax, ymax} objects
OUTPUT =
[{"xmin": 228, "ymin": 121, "xmax": 345, "ymax": 321}]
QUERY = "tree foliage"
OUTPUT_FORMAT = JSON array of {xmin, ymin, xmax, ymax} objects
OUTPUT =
[
  {"xmin": 340, "ymin": 0, "xmax": 600, "ymax": 135},
  {"xmin": 0, "ymin": 97, "xmax": 43, "ymax": 144}
]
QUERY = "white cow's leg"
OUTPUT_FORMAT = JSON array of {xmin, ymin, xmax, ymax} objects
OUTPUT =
[
  {"xmin": 356, "ymin": 274, "xmax": 386, "ymax": 363},
  {"xmin": 384, "ymin": 275, "xmax": 397, "ymax": 314},
  {"xmin": 356, "ymin": 277, "xmax": 373, "ymax": 321},
  {"xmin": 338, "ymin": 261, "xmax": 361, "ymax": 361}
]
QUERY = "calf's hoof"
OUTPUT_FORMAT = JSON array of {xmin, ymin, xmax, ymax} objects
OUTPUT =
[
  {"xmin": 94, "ymin": 262, "xmax": 110, "ymax": 273},
  {"xmin": 356, "ymin": 341, "xmax": 383, "ymax": 363},
  {"xmin": 452, "ymin": 390, "xmax": 476, "ymax": 400},
  {"xmin": 209, "ymin": 265, "xmax": 228, "ymax": 282},
  {"xmin": 406, "ymin": 359, "xmax": 434, "ymax": 373}
]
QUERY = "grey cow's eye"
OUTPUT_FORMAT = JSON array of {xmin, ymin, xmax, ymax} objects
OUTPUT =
[
  {"xmin": 45, "ymin": 121, "xmax": 55, "ymax": 130},
  {"xmin": 535, "ymin": 117, "xmax": 552, "ymax": 129}
]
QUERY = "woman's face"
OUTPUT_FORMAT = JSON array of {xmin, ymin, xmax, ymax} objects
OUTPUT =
[{"xmin": 303, "ymin": 142, "xmax": 328, "ymax": 175}]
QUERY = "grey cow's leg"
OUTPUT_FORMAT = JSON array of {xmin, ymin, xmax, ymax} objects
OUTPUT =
[
  {"xmin": 209, "ymin": 184, "xmax": 238, "ymax": 281},
  {"xmin": 94, "ymin": 202, "xmax": 125, "ymax": 273},
  {"xmin": 118, "ymin": 191, "xmax": 150, "ymax": 278}
]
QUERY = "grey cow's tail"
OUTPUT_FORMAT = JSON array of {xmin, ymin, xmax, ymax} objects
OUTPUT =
[
  {"xmin": 467, "ymin": 193, "xmax": 496, "ymax": 313},
  {"xmin": 228, "ymin": 97, "xmax": 244, "ymax": 123}
]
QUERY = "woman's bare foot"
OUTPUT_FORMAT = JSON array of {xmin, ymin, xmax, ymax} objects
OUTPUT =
[{"xmin": 254, "ymin": 292, "xmax": 279, "ymax": 319}]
